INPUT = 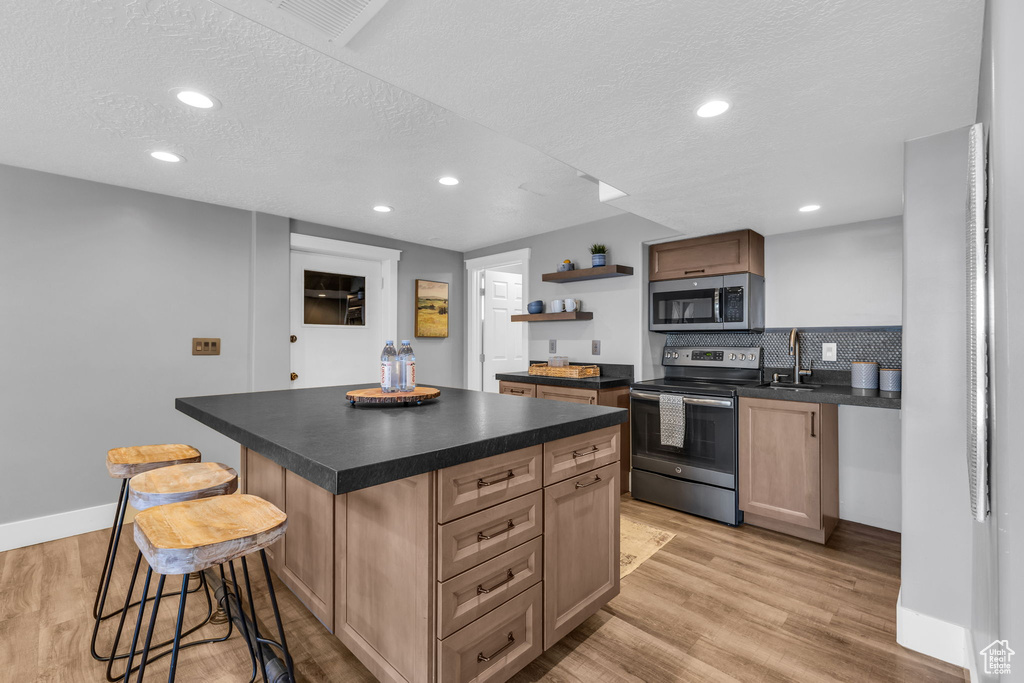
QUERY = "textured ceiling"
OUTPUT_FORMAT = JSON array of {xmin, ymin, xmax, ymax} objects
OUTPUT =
[
  {"xmin": 219, "ymin": 0, "xmax": 985, "ymax": 237},
  {"xmin": 0, "ymin": 1, "xmax": 621, "ymax": 252}
]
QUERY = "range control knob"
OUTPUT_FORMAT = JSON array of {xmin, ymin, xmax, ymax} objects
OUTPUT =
[
  {"xmin": 671, "ymin": 352, "xmax": 679, "ymax": 359},
  {"xmin": 729, "ymin": 353, "xmax": 737, "ymax": 360},
  {"xmin": 739, "ymin": 354, "xmax": 747, "ymax": 360}
]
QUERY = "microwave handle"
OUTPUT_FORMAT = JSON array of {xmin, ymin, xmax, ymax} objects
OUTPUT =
[{"xmin": 714, "ymin": 287, "xmax": 721, "ymax": 322}]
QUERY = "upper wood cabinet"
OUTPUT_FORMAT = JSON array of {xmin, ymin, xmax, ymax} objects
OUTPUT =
[
  {"xmin": 649, "ymin": 229, "xmax": 765, "ymax": 280},
  {"xmin": 737, "ymin": 397, "xmax": 838, "ymax": 544}
]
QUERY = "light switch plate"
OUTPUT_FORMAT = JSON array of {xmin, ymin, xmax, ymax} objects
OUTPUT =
[
  {"xmin": 548, "ymin": 339, "xmax": 557, "ymax": 353},
  {"xmin": 822, "ymin": 342, "xmax": 837, "ymax": 362},
  {"xmin": 193, "ymin": 338, "xmax": 221, "ymax": 356},
  {"xmin": 592, "ymin": 340, "xmax": 601, "ymax": 355}
]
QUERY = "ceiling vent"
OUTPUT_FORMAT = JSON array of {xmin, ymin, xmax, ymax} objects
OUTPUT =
[{"xmin": 260, "ymin": 0, "xmax": 390, "ymax": 45}]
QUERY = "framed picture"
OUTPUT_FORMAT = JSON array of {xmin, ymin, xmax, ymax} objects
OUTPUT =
[{"xmin": 415, "ymin": 279, "xmax": 449, "ymax": 338}]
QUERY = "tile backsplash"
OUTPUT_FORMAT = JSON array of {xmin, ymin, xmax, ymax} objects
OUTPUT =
[{"xmin": 664, "ymin": 326, "xmax": 902, "ymax": 371}]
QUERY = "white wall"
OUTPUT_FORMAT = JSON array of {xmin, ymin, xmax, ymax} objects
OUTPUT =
[
  {"xmin": 464, "ymin": 213, "xmax": 676, "ymax": 370},
  {"xmin": 764, "ymin": 218, "xmax": 904, "ymax": 532}
]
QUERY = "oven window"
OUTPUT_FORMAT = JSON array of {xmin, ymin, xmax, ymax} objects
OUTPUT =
[
  {"xmin": 651, "ymin": 289, "xmax": 718, "ymax": 325},
  {"xmin": 631, "ymin": 397, "xmax": 736, "ymax": 475}
]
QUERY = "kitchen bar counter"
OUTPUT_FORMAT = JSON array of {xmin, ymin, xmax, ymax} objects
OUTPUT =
[
  {"xmin": 176, "ymin": 383, "xmax": 626, "ymax": 494},
  {"xmin": 736, "ymin": 383, "xmax": 901, "ymax": 409}
]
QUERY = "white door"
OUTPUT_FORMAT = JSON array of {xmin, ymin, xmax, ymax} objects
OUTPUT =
[
  {"xmin": 482, "ymin": 270, "xmax": 524, "ymax": 392},
  {"xmin": 290, "ymin": 250, "xmax": 382, "ymax": 388}
]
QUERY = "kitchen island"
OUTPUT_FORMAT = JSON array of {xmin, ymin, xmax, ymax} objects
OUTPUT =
[{"xmin": 177, "ymin": 384, "xmax": 627, "ymax": 683}]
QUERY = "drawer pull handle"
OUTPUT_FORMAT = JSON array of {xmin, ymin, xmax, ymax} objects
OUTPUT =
[
  {"xmin": 477, "ymin": 519, "xmax": 515, "ymax": 541},
  {"xmin": 684, "ymin": 268, "xmax": 705, "ymax": 274},
  {"xmin": 477, "ymin": 470, "xmax": 515, "ymax": 488},
  {"xmin": 810, "ymin": 412, "xmax": 816, "ymax": 438},
  {"xmin": 509, "ymin": 388, "xmax": 525, "ymax": 394},
  {"xmin": 572, "ymin": 445, "xmax": 599, "ymax": 459},
  {"xmin": 477, "ymin": 569, "xmax": 515, "ymax": 594},
  {"xmin": 575, "ymin": 474, "xmax": 601, "ymax": 489},
  {"xmin": 477, "ymin": 632, "xmax": 515, "ymax": 663}
]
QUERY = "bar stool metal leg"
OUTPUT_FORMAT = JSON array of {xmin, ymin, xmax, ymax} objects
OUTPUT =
[
  {"xmin": 122, "ymin": 567, "xmax": 154, "ymax": 683},
  {"xmin": 94, "ymin": 480, "xmax": 128, "ymax": 619},
  {"xmin": 133, "ymin": 574, "xmax": 167, "ymax": 682},
  {"xmin": 260, "ymin": 550, "xmax": 295, "ymax": 680},
  {"xmin": 166, "ymin": 576, "xmax": 189, "ymax": 681},
  {"xmin": 227, "ymin": 560, "xmax": 260, "ymax": 683}
]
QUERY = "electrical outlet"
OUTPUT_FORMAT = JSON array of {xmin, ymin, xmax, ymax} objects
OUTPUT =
[
  {"xmin": 548, "ymin": 339, "xmax": 557, "ymax": 353},
  {"xmin": 822, "ymin": 342, "xmax": 837, "ymax": 362},
  {"xmin": 592, "ymin": 340, "xmax": 601, "ymax": 355},
  {"xmin": 193, "ymin": 338, "xmax": 221, "ymax": 356}
]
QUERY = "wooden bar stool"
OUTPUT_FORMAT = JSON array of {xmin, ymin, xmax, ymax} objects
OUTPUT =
[
  {"xmin": 99, "ymin": 463, "xmax": 239, "ymax": 681},
  {"xmin": 92, "ymin": 445, "xmax": 202, "ymax": 663},
  {"xmin": 123, "ymin": 494, "xmax": 293, "ymax": 683}
]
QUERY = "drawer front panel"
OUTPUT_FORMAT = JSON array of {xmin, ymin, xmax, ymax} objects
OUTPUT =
[
  {"xmin": 438, "ymin": 583, "xmax": 543, "ymax": 683},
  {"xmin": 536, "ymin": 385, "xmax": 598, "ymax": 404},
  {"xmin": 437, "ymin": 445, "xmax": 543, "ymax": 524},
  {"xmin": 438, "ymin": 490, "xmax": 543, "ymax": 581},
  {"xmin": 438, "ymin": 537, "xmax": 542, "ymax": 639},
  {"xmin": 499, "ymin": 381, "xmax": 536, "ymax": 398},
  {"xmin": 543, "ymin": 425, "xmax": 620, "ymax": 485}
]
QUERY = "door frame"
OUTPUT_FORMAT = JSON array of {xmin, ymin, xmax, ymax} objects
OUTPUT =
[
  {"xmin": 290, "ymin": 233, "xmax": 402, "ymax": 347},
  {"xmin": 464, "ymin": 249, "xmax": 531, "ymax": 391}
]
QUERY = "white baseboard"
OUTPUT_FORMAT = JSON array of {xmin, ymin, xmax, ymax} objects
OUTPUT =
[
  {"xmin": 896, "ymin": 588, "xmax": 968, "ymax": 668},
  {"xmin": 0, "ymin": 502, "xmax": 123, "ymax": 553}
]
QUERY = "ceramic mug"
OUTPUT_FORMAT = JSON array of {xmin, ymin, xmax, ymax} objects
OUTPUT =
[
  {"xmin": 550, "ymin": 299, "xmax": 564, "ymax": 313},
  {"xmin": 565, "ymin": 298, "xmax": 578, "ymax": 312}
]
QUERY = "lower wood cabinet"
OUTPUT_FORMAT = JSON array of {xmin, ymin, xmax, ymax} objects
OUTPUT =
[
  {"xmin": 543, "ymin": 462, "xmax": 620, "ymax": 649},
  {"xmin": 498, "ymin": 381, "xmax": 536, "ymax": 398},
  {"xmin": 738, "ymin": 397, "xmax": 839, "ymax": 544},
  {"xmin": 535, "ymin": 385, "xmax": 597, "ymax": 404}
]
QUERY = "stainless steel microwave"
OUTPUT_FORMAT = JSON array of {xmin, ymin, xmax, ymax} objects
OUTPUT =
[{"xmin": 649, "ymin": 273, "xmax": 765, "ymax": 332}]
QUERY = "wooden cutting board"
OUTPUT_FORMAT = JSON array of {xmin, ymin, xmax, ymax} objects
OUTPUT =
[{"xmin": 346, "ymin": 387, "xmax": 441, "ymax": 406}]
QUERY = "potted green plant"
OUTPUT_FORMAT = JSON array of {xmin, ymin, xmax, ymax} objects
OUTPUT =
[{"xmin": 589, "ymin": 243, "xmax": 607, "ymax": 267}]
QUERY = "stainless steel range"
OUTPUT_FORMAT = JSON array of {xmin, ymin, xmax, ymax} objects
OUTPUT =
[{"xmin": 630, "ymin": 346, "xmax": 763, "ymax": 525}]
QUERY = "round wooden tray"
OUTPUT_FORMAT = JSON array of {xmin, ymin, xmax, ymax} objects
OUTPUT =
[{"xmin": 346, "ymin": 387, "xmax": 441, "ymax": 406}]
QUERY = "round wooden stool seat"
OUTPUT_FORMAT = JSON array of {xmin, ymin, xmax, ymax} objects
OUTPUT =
[
  {"xmin": 129, "ymin": 462, "xmax": 238, "ymax": 511},
  {"xmin": 134, "ymin": 494, "xmax": 287, "ymax": 575},
  {"xmin": 106, "ymin": 444, "xmax": 201, "ymax": 479}
]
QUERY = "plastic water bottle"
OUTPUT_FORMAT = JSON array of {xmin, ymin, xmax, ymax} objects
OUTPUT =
[
  {"xmin": 398, "ymin": 341, "xmax": 416, "ymax": 392},
  {"xmin": 380, "ymin": 340, "xmax": 398, "ymax": 393}
]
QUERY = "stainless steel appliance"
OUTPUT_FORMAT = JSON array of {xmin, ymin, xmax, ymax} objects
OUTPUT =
[
  {"xmin": 649, "ymin": 273, "xmax": 765, "ymax": 332},
  {"xmin": 630, "ymin": 346, "xmax": 763, "ymax": 525}
]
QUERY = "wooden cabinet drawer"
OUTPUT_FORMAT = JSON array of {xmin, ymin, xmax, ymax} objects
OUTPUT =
[
  {"xmin": 498, "ymin": 381, "xmax": 536, "ymax": 398},
  {"xmin": 437, "ymin": 446, "xmax": 542, "ymax": 524},
  {"xmin": 438, "ymin": 583, "xmax": 543, "ymax": 683},
  {"xmin": 536, "ymin": 385, "xmax": 598, "ymax": 404},
  {"xmin": 543, "ymin": 425, "xmax": 620, "ymax": 485},
  {"xmin": 438, "ymin": 490, "xmax": 543, "ymax": 581},
  {"xmin": 649, "ymin": 229, "xmax": 764, "ymax": 280},
  {"xmin": 437, "ymin": 537, "xmax": 542, "ymax": 639}
]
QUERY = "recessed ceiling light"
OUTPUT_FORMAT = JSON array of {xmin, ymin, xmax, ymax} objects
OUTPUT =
[
  {"xmin": 373, "ymin": 205, "xmax": 393, "ymax": 213},
  {"xmin": 150, "ymin": 151, "xmax": 184, "ymax": 163},
  {"xmin": 696, "ymin": 100, "xmax": 730, "ymax": 118},
  {"xmin": 438, "ymin": 176, "xmax": 459, "ymax": 186},
  {"xmin": 171, "ymin": 88, "xmax": 221, "ymax": 110},
  {"xmin": 799, "ymin": 204, "xmax": 821, "ymax": 212}
]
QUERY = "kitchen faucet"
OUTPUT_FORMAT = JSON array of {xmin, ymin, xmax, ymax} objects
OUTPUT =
[{"xmin": 789, "ymin": 328, "xmax": 813, "ymax": 385}]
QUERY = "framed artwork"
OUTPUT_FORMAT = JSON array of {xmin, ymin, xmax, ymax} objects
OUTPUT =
[{"xmin": 415, "ymin": 279, "xmax": 449, "ymax": 338}]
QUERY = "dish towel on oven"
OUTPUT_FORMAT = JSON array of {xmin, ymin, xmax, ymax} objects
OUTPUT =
[{"xmin": 659, "ymin": 394, "xmax": 685, "ymax": 448}]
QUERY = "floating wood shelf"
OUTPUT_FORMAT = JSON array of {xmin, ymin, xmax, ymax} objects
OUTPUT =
[
  {"xmin": 541, "ymin": 264, "xmax": 634, "ymax": 283},
  {"xmin": 511, "ymin": 312, "xmax": 594, "ymax": 322}
]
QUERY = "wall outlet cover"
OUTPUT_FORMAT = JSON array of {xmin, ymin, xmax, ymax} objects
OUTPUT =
[
  {"xmin": 592, "ymin": 340, "xmax": 601, "ymax": 355},
  {"xmin": 822, "ymin": 342, "xmax": 837, "ymax": 362},
  {"xmin": 548, "ymin": 339, "xmax": 557, "ymax": 353},
  {"xmin": 193, "ymin": 337, "xmax": 221, "ymax": 356}
]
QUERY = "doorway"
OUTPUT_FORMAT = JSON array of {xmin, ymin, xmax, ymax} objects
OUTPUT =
[
  {"xmin": 465, "ymin": 249, "xmax": 531, "ymax": 392},
  {"xmin": 290, "ymin": 234, "xmax": 400, "ymax": 388}
]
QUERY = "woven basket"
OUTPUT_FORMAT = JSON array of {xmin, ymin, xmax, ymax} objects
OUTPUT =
[{"xmin": 528, "ymin": 364, "xmax": 600, "ymax": 378}]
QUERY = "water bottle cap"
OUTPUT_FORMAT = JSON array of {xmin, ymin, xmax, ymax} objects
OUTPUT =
[
  {"xmin": 400, "ymin": 340, "xmax": 410, "ymax": 345},
  {"xmin": 385, "ymin": 340, "xmax": 394, "ymax": 345}
]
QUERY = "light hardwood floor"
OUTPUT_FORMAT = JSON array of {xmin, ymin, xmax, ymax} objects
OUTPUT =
[{"xmin": 0, "ymin": 495, "xmax": 966, "ymax": 682}]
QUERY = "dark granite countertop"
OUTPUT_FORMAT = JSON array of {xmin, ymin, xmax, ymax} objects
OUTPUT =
[
  {"xmin": 495, "ymin": 371, "xmax": 631, "ymax": 390},
  {"xmin": 176, "ymin": 384, "xmax": 627, "ymax": 495},
  {"xmin": 736, "ymin": 383, "xmax": 901, "ymax": 409}
]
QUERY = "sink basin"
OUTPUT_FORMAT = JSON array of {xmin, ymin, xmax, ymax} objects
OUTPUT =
[{"xmin": 768, "ymin": 382, "xmax": 821, "ymax": 392}]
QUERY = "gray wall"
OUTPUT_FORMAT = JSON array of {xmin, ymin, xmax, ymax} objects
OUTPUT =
[
  {"xmin": 464, "ymin": 213, "xmax": 676, "ymax": 368},
  {"xmin": 901, "ymin": 127, "xmax": 973, "ymax": 629},
  {"xmin": 765, "ymin": 218, "xmax": 904, "ymax": 532},
  {"xmin": 0, "ymin": 165, "xmax": 255, "ymax": 524},
  {"xmin": 976, "ymin": 0, "xmax": 1023, "ymax": 675},
  {"xmin": 292, "ymin": 220, "xmax": 466, "ymax": 389}
]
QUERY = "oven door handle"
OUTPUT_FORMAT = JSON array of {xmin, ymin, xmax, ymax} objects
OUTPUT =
[
  {"xmin": 714, "ymin": 287, "xmax": 721, "ymax": 322},
  {"xmin": 629, "ymin": 391, "xmax": 733, "ymax": 409}
]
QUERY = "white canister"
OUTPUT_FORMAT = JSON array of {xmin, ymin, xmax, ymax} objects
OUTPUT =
[
  {"xmin": 879, "ymin": 368, "xmax": 902, "ymax": 393},
  {"xmin": 550, "ymin": 299, "xmax": 564, "ymax": 313},
  {"xmin": 851, "ymin": 362, "xmax": 879, "ymax": 389},
  {"xmin": 565, "ymin": 298, "xmax": 578, "ymax": 312}
]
